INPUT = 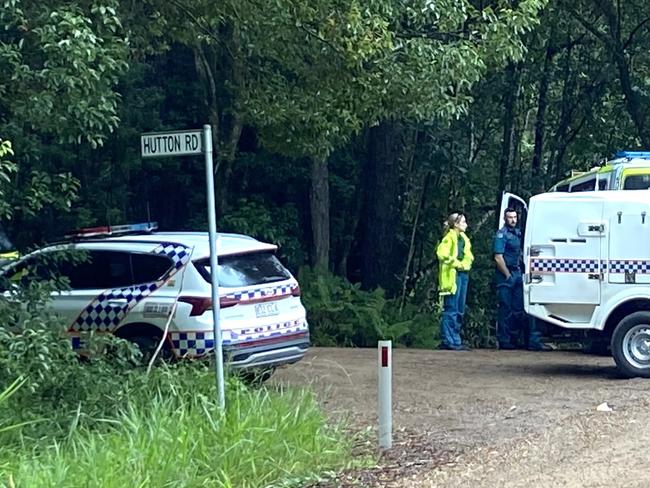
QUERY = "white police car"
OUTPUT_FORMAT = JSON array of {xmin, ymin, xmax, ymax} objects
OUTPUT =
[{"xmin": 5, "ymin": 223, "xmax": 310, "ymax": 375}]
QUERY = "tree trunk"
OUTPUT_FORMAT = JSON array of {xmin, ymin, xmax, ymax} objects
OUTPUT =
[
  {"xmin": 193, "ymin": 25, "xmax": 245, "ymax": 218},
  {"xmin": 531, "ymin": 32, "xmax": 555, "ymax": 191},
  {"xmin": 596, "ymin": 0, "xmax": 650, "ymax": 146},
  {"xmin": 497, "ymin": 63, "xmax": 521, "ymax": 213},
  {"xmin": 310, "ymin": 154, "xmax": 330, "ymax": 272},
  {"xmin": 360, "ymin": 120, "xmax": 403, "ymax": 292}
]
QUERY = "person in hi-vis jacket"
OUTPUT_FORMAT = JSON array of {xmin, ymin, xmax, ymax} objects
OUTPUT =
[{"xmin": 436, "ymin": 212, "xmax": 474, "ymax": 351}]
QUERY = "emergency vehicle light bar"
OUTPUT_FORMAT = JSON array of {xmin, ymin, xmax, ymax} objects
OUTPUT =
[
  {"xmin": 65, "ymin": 222, "xmax": 158, "ymax": 239},
  {"xmin": 615, "ymin": 151, "xmax": 650, "ymax": 159}
]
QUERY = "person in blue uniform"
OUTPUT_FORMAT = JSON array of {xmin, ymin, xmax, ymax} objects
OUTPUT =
[{"xmin": 493, "ymin": 207, "xmax": 547, "ymax": 351}]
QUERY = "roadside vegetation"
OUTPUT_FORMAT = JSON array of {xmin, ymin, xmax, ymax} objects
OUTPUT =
[
  {"xmin": 0, "ymin": 270, "xmax": 362, "ymax": 487},
  {"xmin": 0, "ymin": 364, "xmax": 357, "ymax": 487}
]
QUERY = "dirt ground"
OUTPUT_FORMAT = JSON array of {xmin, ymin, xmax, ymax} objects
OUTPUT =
[{"xmin": 272, "ymin": 347, "xmax": 650, "ymax": 487}]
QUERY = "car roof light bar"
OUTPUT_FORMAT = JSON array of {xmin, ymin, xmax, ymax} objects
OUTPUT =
[
  {"xmin": 65, "ymin": 222, "xmax": 158, "ymax": 239},
  {"xmin": 615, "ymin": 151, "xmax": 650, "ymax": 159}
]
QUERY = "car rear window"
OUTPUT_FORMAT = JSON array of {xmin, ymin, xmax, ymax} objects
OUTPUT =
[{"xmin": 195, "ymin": 252, "xmax": 291, "ymax": 287}]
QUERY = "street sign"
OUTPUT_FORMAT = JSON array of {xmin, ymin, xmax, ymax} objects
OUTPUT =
[
  {"xmin": 141, "ymin": 130, "xmax": 203, "ymax": 158},
  {"xmin": 139, "ymin": 125, "xmax": 225, "ymax": 410}
]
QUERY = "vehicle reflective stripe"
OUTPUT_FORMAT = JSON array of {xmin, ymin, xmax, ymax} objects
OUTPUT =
[
  {"xmin": 221, "ymin": 283, "xmax": 299, "ymax": 304},
  {"xmin": 530, "ymin": 258, "xmax": 650, "ymax": 274}
]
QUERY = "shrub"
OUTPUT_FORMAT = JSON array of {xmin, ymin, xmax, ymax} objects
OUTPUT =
[{"xmin": 299, "ymin": 267, "xmax": 437, "ymax": 348}]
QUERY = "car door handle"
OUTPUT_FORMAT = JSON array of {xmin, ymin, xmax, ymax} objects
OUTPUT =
[
  {"xmin": 107, "ymin": 299, "xmax": 128, "ymax": 308},
  {"xmin": 530, "ymin": 274, "xmax": 543, "ymax": 284}
]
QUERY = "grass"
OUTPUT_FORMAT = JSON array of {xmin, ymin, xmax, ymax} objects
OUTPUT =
[{"xmin": 0, "ymin": 365, "xmax": 362, "ymax": 487}]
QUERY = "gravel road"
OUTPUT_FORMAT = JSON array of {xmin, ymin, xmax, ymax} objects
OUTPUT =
[{"xmin": 273, "ymin": 347, "xmax": 650, "ymax": 487}]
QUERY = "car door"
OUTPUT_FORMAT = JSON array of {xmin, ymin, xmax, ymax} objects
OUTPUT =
[{"xmin": 56, "ymin": 249, "xmax": 134, "ymax": 331}]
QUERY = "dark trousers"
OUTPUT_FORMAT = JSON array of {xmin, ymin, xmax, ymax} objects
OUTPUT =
[
  {"xmin": 441, "ymin": 272, "xmax": 469, "ymax": 348},
  {"xmin": 496, "ymin": 271, "xmax": 541, "ymax": 348}
]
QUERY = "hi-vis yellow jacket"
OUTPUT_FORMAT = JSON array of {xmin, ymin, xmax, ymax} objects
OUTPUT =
[{"xmin": 436, "ymin": 230, "xmax": 473, "ymax": 296}]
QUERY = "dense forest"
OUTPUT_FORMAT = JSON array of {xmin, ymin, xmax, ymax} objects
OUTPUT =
[{"xmin": 3, "ymin": 0, "xmax": 650, "ymax": 347}]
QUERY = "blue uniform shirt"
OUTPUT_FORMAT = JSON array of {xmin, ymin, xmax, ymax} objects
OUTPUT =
[{"xmin": 493, "ymin": 225, "xmax": 522, "ymax": 282}]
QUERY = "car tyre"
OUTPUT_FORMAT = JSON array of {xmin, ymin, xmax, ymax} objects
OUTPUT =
[
  {"xmin": 611, "ymin": 311, "xmax": 650, "ymax": 378},
  {"xmin": 130, "ymin": 335, "xmax": 173, "ymax": 365}
]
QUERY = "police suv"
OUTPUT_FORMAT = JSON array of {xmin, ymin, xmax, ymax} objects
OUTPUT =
[
  {"xmin": 3, "ymin": 223, "xmax": 310, "ymax": 377},
  {"xmin": 502, "ymin": 189, "xmax": 650, "ymax": 378}
]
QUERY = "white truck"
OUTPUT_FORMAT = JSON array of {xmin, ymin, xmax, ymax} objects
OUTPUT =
[{"xmin": 502, "ymin": 190, "xmax": 650, "ymax": 378}]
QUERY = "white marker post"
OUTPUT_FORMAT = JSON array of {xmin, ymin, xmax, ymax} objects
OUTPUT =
[
  {"xmin": 378, "ymin": 340, "xmax": 392, "ymax": 449},
  {"xmin": 141, "ymin": 126, "xmax": 225, "ymax": 409}
]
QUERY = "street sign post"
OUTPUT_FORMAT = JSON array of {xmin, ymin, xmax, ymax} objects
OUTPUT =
[{"xmin": 141, "ymin": 126, "xmax": 225, "ymax": 409}]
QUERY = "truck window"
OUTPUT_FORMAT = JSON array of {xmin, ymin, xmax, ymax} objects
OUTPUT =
[
  {"xmin": 598, "ymin": 178, "xmax": 608, "ymax": 190},
  {"xmin": 623, "ymin": 174, "xmax": 650, "ymax": 190},
  {"xmin": 556, "ymin": 183, "xmax": 570, "ymax": 192},
  {"xmin": 569, "ymin": 177, "xmax": 596, "ymax": 192}
]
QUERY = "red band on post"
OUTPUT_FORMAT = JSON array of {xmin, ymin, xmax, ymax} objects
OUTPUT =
[{"xmin": 381, "ymin": 346, "xmax": 389, "ymax": 367}]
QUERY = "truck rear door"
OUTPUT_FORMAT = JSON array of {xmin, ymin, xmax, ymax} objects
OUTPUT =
[
  {"xmin": 527, "ymin": 195, "xmax": 605, "ymax": 305},
  {"xmin": 606, "ymin": 199, "xmax": 650, "ymax": 284}
]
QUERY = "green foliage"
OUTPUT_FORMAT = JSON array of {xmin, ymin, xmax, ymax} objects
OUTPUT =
[
  {"xmin": 0, "ymin": 0, "xmax": 129, "ymax": 147},
  {"xmin": 0, "ymin": 260, "xmax": 359, "ymax": 486},
  {"xmin": 220, "ymin": 198, "xmax": 307, "ymax": 270},
  {"xmin": 0, "ymin": 139, "xmax": 16, "ymax": 220},
  {"xmin": 300, "ymin": 267, "xmax": 436, "ymax": 348},
  {"xmin": 0, "ymin": 252, "xmax": 145, "ymax": 434},
  {"xmin": 248, "ymin": 0, "xmax": 547, "ymax": 159},
  {"xmin": 1, "ymin": 367, "xmax": 358, "ymax": 487},
  {"xmin": 19, "ymin": 171, "xmax": 80, "ymax": 218}
]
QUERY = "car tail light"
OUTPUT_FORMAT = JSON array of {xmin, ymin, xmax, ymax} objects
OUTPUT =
[
  {"xmin": 291, "ymin": 286, "xmax": 301, "ymax": 297},
  {"xmin": 178, "ymin": 296, "xmax": 238, "ymax": 316},
  {"xmin": 219, "ymin": 296, "xmax": 239, "ymax": 308}
]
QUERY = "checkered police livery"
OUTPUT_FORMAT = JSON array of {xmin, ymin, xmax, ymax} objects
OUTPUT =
[
  {"xmin": 153, "ymin": 242, "xmax": 190, "ymax": 270},
  {"xmin": 607, "ymin": 260, "xmax": 650, "ymax": 274},
  {"xmin": 530, "ymin": 258, "xmax": 599, "ymax": 273},
  {"xmin": 170, "ymin": 331, "xmax": 215, "ymax": 357},
  {"xmin": 71, "ymin": 242, "xmax": 191, "ymax": 332},
  {"xmin": 12, "ymin": 225, "xmax": 310, "ymax": 375},
  {"xmin": 221, "ymin": 282, "xmax": 298, "ymax": 303},
  {"xmin": 170, "ymin": 318, "xmax": 307, "ymax": 357},
  {"xmin": 530, "ymin": 257, "xmax": 650, "ymax": 274}
]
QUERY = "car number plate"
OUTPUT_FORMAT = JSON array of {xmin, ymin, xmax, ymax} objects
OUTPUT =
[{"xmin": 255, "ymin": 302, "xmax": 279, "ymax": 318}]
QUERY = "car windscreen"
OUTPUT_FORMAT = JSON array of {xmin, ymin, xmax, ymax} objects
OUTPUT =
[{"xmin": 195, "ymin": 252, "xmax": 291, "ymax": 287}]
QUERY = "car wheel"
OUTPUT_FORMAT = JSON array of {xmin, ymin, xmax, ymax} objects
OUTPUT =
[
  {"xmin": 611, "ymin": 311, "xmax": 650, "ymax": 378},
  {"xmin": 129, "ymin": 335, "xmax": 172, "ymax": 365}
]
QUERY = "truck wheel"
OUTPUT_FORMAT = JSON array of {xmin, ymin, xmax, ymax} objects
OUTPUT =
[{"xmin": 611, "ymin": 311, "xmax": 650, "ymax": 378}]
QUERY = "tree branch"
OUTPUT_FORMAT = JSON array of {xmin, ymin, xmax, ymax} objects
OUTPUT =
[{"xmin": 623, "ymin": 16, "xmax": 650, "ymax": 50}]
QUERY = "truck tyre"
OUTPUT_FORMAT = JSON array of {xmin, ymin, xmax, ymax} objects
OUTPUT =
[{"xmin": 611, "ymin": 311, "xmax": 650, "ymax": 378}]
